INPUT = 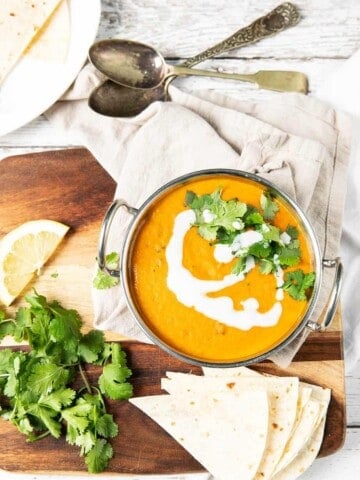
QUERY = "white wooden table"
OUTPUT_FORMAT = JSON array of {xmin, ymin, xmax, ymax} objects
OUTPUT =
[{"xmin": 1, "ymin": 1, "xmax": 360, "ymax": 479}]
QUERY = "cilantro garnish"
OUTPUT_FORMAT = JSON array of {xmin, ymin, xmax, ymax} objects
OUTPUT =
[
  {"xmin": 0, "ymin": 291, "xmax": 132, "ymax": 473},
  {"xmin": 93, "ymin": 252, "xmax": 120, "ymax": 290},
  {"xmin": 185, "ymin": 187, "xmax": 315, "ymax": 301},
  {"xmin": 282, "ymin": 270, "xmax": 316, "ymax": 301},
  {"xmin": 260, "ymin": 191, "xmax": 279, "ymax": 221},
  {"xmin": 185, "ymin": 188, "xmax": 247, "ymax": 242},
  {"xmin": 286, "ymin": 225, "xmax": 299, "ymax": 240},
  {"xmin": 259, "ymin": 258, "xmax": 275, "ymax": 275}
]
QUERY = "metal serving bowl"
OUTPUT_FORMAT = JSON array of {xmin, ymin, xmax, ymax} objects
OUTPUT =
[{"xmin": 98, "ymin": 169, "xmax": 342, "ymax": 367}]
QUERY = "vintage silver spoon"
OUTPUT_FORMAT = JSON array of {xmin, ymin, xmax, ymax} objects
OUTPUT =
[
  {"xmin": 89, "ymin": 39, "xmax": 307, "ymax": 93},
  {"xmin": 88, "ymin": 2, "xmax": 301, "ymax": 116}
]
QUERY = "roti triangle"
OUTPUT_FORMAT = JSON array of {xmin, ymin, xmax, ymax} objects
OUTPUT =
[
  {"xmin": 273, "ymin": 398, "xmax": 320, "ymax": 473},
  {"xmin": 25, "ymin": 0, "xmax": 70, "ymax": 63},
  {"xmin": 272, "ymin": 413, "xmax": 328, "ymax": 480},
  {"xmin": 130, "ymin": 388, "xmax": 269, "ymax": 480},
  {"xmin": 162, "ymin": 372, "xmax": 299, "ymax": 480}
]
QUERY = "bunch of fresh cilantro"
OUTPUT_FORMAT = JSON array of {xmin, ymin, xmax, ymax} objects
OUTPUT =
[
  {"xmin": 185, "ymin": 187, "xmax": 315, "ymax": 301},
  {"xmin": 0, "ymin": 292, "xmax": 132, "ymax": 473}
]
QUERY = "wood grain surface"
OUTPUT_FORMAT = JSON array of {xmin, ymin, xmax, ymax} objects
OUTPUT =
[
  {"xmin": 0, "ymin": 148, "xmax": 117, "ymax": 327},
  {"xmin": 0, "ymin": 149, "xmax": 345, "ymax": 474}
]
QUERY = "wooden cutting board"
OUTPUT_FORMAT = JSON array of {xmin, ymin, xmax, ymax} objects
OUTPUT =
[{"xmin": 0, "ymin": 149, "xmax": 346, "ymax": 474}]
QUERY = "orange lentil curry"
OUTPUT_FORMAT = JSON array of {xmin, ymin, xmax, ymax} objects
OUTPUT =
[{"xmin": 128, "ymin": 175, "xmax": 315, "ymax": 363}]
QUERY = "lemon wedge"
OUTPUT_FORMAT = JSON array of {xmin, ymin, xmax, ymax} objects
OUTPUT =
[{"xmin": 0, "ymin": 220, "xmax": 69, "ymax": 306}]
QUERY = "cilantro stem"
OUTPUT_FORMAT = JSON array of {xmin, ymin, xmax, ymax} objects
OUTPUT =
[
  {"xmin": 93, "ymin": 386, "xmax": 106, "ymax": 410},
  {"xmin": 30, "ymin": 430, "xmax": 51, "ymax": 442},
  {"xmin": 78, "ymin": 363, "xmax": 91, "ymax": 394},
  {"xmin": 0, "ymin": 373, "xmax": 10, "ymax": 378}
]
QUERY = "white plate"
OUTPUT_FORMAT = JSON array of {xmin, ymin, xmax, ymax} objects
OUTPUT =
[{"xmin": 0, "ymin": 0, "xmax": 101, "ymax": 137}]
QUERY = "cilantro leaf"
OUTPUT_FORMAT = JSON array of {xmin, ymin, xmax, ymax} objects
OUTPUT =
[
  {"xmin": 282, "ymin": 270, "xmax": 316, "ymax": 300},
  {"xmin": 49, "ymin": 303, "xmax": 82, "ymax": 343},
  {"xmin": 248, "ymin": 242, "xmax": 271, "ymax": 259},
  {"xmin": 75, "ymin": 430, "xmax": 96, "ymax": 455},
  {"xmin": 98, "ymin": 364, "xmax": 133, "ymax": 400},
  {"xmin": 260, "ymin": 191, "xmax": 279, "ymax": 220},
  {"xmin": 17, "ymin": 417, "xmax": 34, "ymax": 435},
  {"xmin": 259, "ymin": 258, "xmax": 275, "ymax": 275},
  {"xmin": 3, "ymin": 369, "xmax": 18, "ymax": 397},
  {"xmin": 216, "ymin": 227, "xmax": 238, "ymax": 245},
  {"xmin": 39, "ymin": 388, "xmax": 76, "ymax": 412},
  {"xmin": 93, "ymin": 252, "xmax": 120, "ymax": 290},
  {"xmin": 110, "ymin": 342, "xmax": 128, "ymax": 366},
  {"xmin": 13, "ymin": 307, "xmax": 31, "ymax": 342},
  {"xmin": 262, "ymin": 225, "xmax": 281, "ymax": 243},
  {"xmin": 0, "ymin": 320, "xmax": 15, "ymax": 340},
  {"xmin": 28, "ymin": 309, "xmax": 51, "ymax": 352},
  {"xmin": 27, "ymin": 404, "xmax": 62, "ymax": 438},
  {"xmin": 277, "ymin": 246, "xmax": 301, "ymax": 267},
  {"xmin": 104, "ymin": 252, "xmax": 120, "ymax": 270},
  {"xmin": 79, "ymin": 330, "xmax": 105, "ymax": 364},
  {"xmin": 96, "ymin": 413, "xmax": 119, "ymax": 438},
  {"xmin": 24, "ymin": 291, "xmax": 49, "ymax": 310},
  {"xmin": 198, "ymin": 224, "xmax": 218, "ymax": 242},
  {"xmin": 286, "ymin": 225, "xmax": 298, "ymax": 239},
  {"xmin": 27, "ymin": 363, "xmax": 69, "ymax": 395},
  {"xmin": 2, "ymin": 351, "xmax": 25, "ymax": 397},
  {"xmin": 85, "ymin": 439, "xmax": 113, "ymax": 474},
  {"xmin": 232, "ymin": 256, "xmax": 247, "ymax": 275},
  {"xmin": 0, "ymin": 348, "xmax": 14, "ymax": 374},
  {"xmin": 244, "ymin": 207, "xmax": 264, "ymax": 226},
  {"xmin": 93, "ymin": 270, "xmax": 119, "ymax": 290},
  {"xmin": 62, "ymin": 401, "xmax": 92, "ymax": 434}
]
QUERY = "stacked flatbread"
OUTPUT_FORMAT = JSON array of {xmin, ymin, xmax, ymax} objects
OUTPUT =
[
  {"xmin": 0, "ymin": 0, "xmax": 69, "ymax": 84},
  {"xmin": 130, "ymin": 367, "xmax": 331, "ymax": 480}
]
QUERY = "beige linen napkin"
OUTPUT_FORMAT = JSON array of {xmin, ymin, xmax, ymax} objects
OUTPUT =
[{"xmin": 46, "ymin": 65, "xmax": 351, "ymax": 367}]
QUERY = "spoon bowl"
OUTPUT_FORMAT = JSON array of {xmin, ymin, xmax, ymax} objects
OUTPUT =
[
  {"xmin": 89, "ymin": 40, "xmax": 167, "ymax": 89},
  {"xmin": 89, "ymin": 80, "xmax": 166, "ymax": 117}
]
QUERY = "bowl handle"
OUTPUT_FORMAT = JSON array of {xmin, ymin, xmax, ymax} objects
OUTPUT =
[
  {"xmin": 307, "ymin": 257, "xmax": 343, "ymax": 332},
  {"xmin": 98, "ymin": 199, "xmax": 138, "ymax": 277}
]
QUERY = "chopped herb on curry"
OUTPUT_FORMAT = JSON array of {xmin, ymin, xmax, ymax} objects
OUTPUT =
[{"xmin": 185, "ymin": 187, "xmax": 315, "ymax": 301}]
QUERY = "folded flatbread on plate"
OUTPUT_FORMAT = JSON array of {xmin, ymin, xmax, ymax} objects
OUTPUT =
[
  {"xmin": 130, "ymin": 368, "xmax": 330, "ymax": 480},
  {"xmin": 25, "ymin": 0, "xmax": 70, "ymax": 62},
  {"xmin": 203, "ymin": 366, "xmax": 318, "ymax": 475},
  {"xmin": 162, "ymin": 372, "xmax": 299, "ymax": 480},
  {"xmin": 0, "ymin": 0, "xmax": 65, "ymax": 84},
  {"xmin": 130, "ymin": 388, "xmax": 269, "ymax": 480}
]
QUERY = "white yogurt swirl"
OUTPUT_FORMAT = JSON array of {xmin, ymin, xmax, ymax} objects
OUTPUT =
[{"xmin": 165, "ymin": 210, "xmax": 283, "ymax": 331}]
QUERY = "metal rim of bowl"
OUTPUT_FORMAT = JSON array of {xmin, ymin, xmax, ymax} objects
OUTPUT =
[{"xmin": 120, "ymin": 168, "xmax": 322, "ymax": 368}]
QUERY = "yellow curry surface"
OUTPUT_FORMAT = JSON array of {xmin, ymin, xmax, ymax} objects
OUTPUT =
[{"xmin": 129, "ymin": 175, "xmax": 314, "ymax": 363}]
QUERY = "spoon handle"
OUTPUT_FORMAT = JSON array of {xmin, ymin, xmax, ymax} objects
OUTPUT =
[
  {"xmin": 180, "ymin": 3, "xmax": 300, "ymax": 68},
  {"xmin": 169, "ymin": 67, "xmax": 308, "ymax": 94}
]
